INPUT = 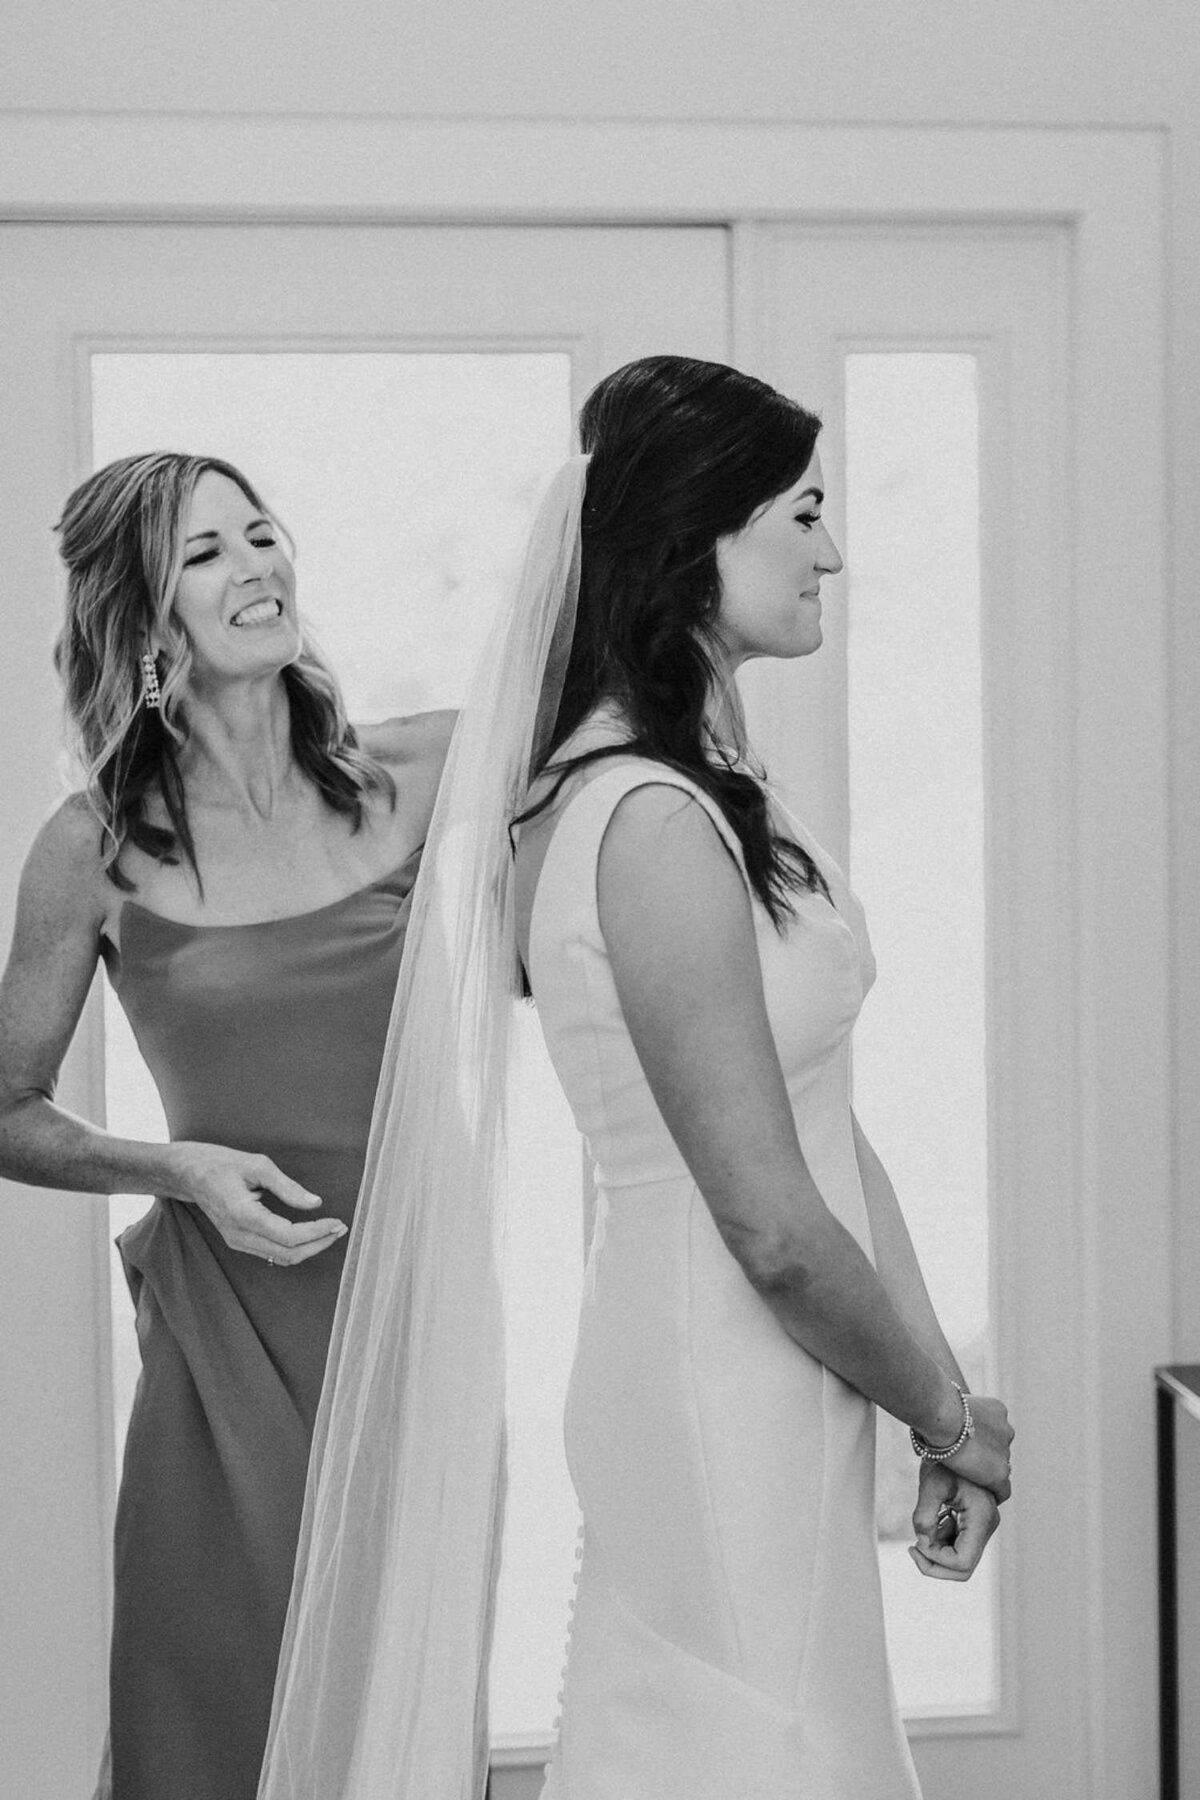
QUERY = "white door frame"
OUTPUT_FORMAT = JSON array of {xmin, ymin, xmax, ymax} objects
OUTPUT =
[{"xmin": 0, "ymin": 117, "xmax": 1169, "ymax": 1800}]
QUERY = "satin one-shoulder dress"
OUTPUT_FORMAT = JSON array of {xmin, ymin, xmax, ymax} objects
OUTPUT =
[
  {"xmin": 99, "ymin": 854, "xmax": 418, "ymax": 1800},
  {"xmin": 530, "ymin": 761, "xmax": 921, "ymax": 1800}
]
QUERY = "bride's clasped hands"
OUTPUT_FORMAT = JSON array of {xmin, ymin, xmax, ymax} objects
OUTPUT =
[
  {"xmin": 911, "ymin": 1463, "xmax": 1002, "ymax": 1582},
  {"xmin": 909, "ymin": 1391, "xmax": 1013, "ymax": 1581}
]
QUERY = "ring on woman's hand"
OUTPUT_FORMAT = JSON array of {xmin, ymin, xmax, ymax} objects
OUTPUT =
[
  {"xmin": 933, "ymin": 1501, "xmax": 962, "ymax": 1547},
  {"xmin": 266, "ymin": 1256, "xmax": 276, "ymax": 1266}
]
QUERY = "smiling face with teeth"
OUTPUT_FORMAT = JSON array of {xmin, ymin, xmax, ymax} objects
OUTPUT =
[{"xmin": 167, "ymin": 470, "xmax": 301, "ymax": 686}]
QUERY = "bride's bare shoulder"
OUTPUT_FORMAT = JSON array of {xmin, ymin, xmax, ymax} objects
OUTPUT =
[
  {"xmin": 513, "ymin": 721, "xmax": 634, "ymax": 960},
  {"xmin": 521, "ymin": 708, "xmax": 645, "ymax": 822}
]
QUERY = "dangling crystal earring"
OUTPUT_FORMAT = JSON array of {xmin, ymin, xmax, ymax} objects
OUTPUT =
[{"xmin": 141, "ymin": 650, "xmax": 161, "ymax": 711}]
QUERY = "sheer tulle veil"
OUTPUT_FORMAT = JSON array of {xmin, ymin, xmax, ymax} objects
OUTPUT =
[{"xmin": 256, "ymin": 455, "xmax": 589, "ymax": 1800}]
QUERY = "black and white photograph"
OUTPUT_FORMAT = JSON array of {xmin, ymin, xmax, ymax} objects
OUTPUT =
[{"xmin": 0, "ymin": 7, "xmax": 1194, "ymax": 1798}]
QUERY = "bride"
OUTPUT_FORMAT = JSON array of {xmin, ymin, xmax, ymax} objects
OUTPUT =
[{"xmin": 257, "ymin": 356, "xmax": 1013, "ymax": 1800}]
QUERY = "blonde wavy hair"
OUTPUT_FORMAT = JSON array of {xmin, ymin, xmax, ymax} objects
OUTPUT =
[{"xmin": 53, "ymin": 451, "xmax": 394, "ymax": 889}]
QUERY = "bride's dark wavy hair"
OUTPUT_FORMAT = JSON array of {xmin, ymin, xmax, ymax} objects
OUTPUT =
[
  {"xmin": 53, "ymin": 451, "xmax": 395, "ymax": 890},
  {"xmin": 521, "ymin": 354, "xmax": 828, "ymax": 924}
]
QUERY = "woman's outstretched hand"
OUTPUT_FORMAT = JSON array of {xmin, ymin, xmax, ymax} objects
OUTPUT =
[
  {"xmin": 910, "ymin": 1462, "xmax": 1000, "ymax": 1581},
  {"xmin": 166, "ymin": 1141, "xmax": 348, "ymax": 1264}
]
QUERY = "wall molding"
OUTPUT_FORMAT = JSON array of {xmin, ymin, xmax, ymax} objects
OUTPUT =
[{"xmin": 0, "ymin": 111, "xmax": 1163, "ymax": 221}]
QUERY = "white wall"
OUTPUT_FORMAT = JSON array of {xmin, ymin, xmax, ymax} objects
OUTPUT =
[{"xmin": 0, "ymin": 0, "xmax": 1186, "ymax": 124}]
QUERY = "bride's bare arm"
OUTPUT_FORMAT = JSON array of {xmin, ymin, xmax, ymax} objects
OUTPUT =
[
  {"xmin": 849, "ymin": 1118, "xmax": 1008, "ymax": 1571},
  {"xmin": 597, "ymin": 784, "xmax": 1012, "ymax": 1501},
  {"xmin": 850, "ymin": 1114, "xmax": 966, "ymax": 1387}
]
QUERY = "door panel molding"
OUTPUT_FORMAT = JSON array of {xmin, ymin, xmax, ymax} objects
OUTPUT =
[{"xmin": 0, "ymin": 113, "xmax": 1164, "ymax": 226}]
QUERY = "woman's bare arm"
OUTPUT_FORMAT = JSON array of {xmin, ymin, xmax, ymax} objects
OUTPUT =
[
  {"xmin": 597, "ymin": 785, "xmax": 1011, "ymax": 1499},
  {"xmin": 0, "ymin": 800, "xmax": 345, "ymax": 1264},
  {"xmin": 851, "ymin": 1113, "xmax": 966, "ymax": 1386},
  {"xmin": 851, "ymin": 1120, "xmax": 1008, "ymax": 1573}
]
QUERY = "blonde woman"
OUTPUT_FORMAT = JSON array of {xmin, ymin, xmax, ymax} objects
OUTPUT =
[{"xmin": 0, "ymin": 453, "xmax": 453, "ymax": 1800}]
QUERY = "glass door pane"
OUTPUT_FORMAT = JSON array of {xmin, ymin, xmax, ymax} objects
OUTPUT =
[
  {"xmin": 92, "ymin": 349, "xmax": 582, "ymax": 1741},
  {"xmin": 845, "ymin": 352, "xmax": 994, "ymax": 1716}
]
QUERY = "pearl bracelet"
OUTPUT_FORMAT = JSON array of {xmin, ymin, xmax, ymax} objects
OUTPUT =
[{"xmin": 910, "ymin": 1381, "xmax": 974, "ymax": 1463}]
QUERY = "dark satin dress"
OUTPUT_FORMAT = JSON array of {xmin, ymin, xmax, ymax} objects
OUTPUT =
[{"xmin": 101, "ymin": 855, "xmax": 418, "ymax": 1800}]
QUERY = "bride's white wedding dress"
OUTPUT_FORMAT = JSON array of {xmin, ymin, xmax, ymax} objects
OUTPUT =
[{"xmin": 527, "ymin": 757, "xmax": 922, "ymax": 1800}]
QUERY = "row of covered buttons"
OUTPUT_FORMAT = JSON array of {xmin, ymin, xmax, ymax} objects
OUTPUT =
[{"xmin": 551, "ymin": 1522, "xmax": 586, "ymax": 1733}]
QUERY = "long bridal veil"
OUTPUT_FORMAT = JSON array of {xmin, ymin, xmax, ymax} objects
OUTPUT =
[{"xmin": 257, "ymin": 457, "xmax": 588, "ymax": 1800}]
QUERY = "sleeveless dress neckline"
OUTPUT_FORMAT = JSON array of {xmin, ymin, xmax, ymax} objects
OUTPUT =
[
  {"xmin": 527, "ymin": 728, "xmax": 838, "ymax": 965},
  {"xmin": 116, "ymin": 845, "xmax": 422, "ymax": 939}
]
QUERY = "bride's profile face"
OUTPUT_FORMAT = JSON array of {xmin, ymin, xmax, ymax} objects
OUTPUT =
[{"xmin": 711, "ymin": 451, "xmax": 842, "ymax": 669}]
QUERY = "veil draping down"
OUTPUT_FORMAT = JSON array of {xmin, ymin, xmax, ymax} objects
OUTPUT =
[{"xmin": 256, "ymin": 456, "xmax": 589, "ymax": 1800}]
